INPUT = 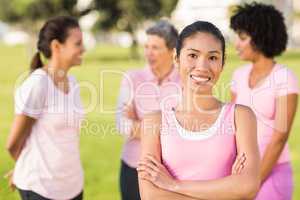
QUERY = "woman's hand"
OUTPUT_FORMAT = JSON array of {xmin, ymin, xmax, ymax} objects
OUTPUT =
[
  {"xmin": 4, "ymin": 169, "xmax": 15, "ymax": 191},
  {"xmin": 232, "ymin": 153, "xmax": 247, "ymax": 175},
  {"xmin": 137, "ymin": 154, "xmax": 178, "ymax": 192},
  {"xmin": 123, "ymin": 102, "xmax": 138, "ymax": 121}
]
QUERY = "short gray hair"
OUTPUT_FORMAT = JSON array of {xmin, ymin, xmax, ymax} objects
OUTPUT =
[{"xmin": 146, "ymin": 20, "xmax": 178, "ymax": 50}]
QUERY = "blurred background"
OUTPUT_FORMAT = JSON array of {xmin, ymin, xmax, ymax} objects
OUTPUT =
[{"xmin": 0, "ymin": 0, "xmax": 299, "ymax": 199}]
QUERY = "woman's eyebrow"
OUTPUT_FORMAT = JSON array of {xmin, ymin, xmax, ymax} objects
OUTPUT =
[
  {"xmin": 187, "ymin": 48, "xmax": 200, "ymax": 52},
  {"xmin": 208, "ymin": 50, "xmax": 221, "ymax": 54},
  {"xmin": 187, "ymin": 48, "xmax": 221, "ymax": 54}
]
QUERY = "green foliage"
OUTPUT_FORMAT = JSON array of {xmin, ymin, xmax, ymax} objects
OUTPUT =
[
  {"xmin": 94, "ymin": 0, "xmax": 178, "ymax": 32},
  {"xmin": 0, "ymin": 0, "xmax": 78, "ymax": 23},
  {"xmin": 0, "ymin": 0, "xmax": 178, "ymax": 58},
  {"xmin": 0, "ymin": 0, "xmax": 178, "ymax": 30},
  {"xmin": 93, "ymin": 0, "xmax": 178, "ymax": 58}
]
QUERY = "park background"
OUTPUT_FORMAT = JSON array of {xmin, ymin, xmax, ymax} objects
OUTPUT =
[{"xmin": 0, "ymin": 0, "xmax": 299, "ymax": 199}]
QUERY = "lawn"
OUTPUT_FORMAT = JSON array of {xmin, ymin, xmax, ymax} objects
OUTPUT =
[{"xmin": 0, "ymin": 43, "xmax": 299, "ymax": 199}]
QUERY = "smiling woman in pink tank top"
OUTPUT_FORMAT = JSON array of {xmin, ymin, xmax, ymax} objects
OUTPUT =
[{"xmin": 137, "ymin": 21, "xmax": 261, "ymax": 200}]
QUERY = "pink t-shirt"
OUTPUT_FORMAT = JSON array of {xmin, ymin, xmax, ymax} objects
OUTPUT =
[
  {"xmin": 160, "ymin": 102, "xmax": 237, "ymax": 180},
  {"xmin": 116, "ymin": 66, "xmax": 181, "ymax": 168},
  {"xmin": 13, "ymin": 69, "xmax": 85, "ymax": 199},
  {"xmin": 231, "ymin": 64, "xmax": 299, "ymax": 164}
]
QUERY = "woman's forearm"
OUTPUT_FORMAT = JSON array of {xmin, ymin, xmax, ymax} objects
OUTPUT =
[
  {"xmin": 6, "ymin": 129, "xmax": 28, "ymax": 161},
  {"xmin": 139, "ymin": 179, "xmax": 200, "ymax": 200},
  {"xmin": 7, "ymin": 144, "xmax": 22, "ymax": 161},
  {"xmin": 6, "ymin": 115, "xmax": 35, "ymax": 161},
  {"xmin": 173, "ymin": 174, "xmax": 260, "ymax": 200},
  {"xmin": 260, "ymin": 133, "xmax": 287, "ymax": 182}
]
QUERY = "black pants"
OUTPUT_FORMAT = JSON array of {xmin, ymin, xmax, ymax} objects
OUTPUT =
[
  {"xmin": 18, "ymin": 189, "xmax": 83, "ymax": 200},
  {"xmin": 120, "ymin": 160, "xmax": 141, "ymax": 200}
]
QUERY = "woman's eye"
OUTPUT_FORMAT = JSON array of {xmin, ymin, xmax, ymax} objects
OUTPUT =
[
  {"xmin": 188, "ymin": 54, "xmax": 197, "ymax": 59},
  {"xmin": 209, "ymin": 56, "xmax": 218, "ymax": 61},
  {"xmin": 153, "ymin": 46, "xmax": 159, "ymax": 50},
  {"xmin": 76, "ymin": 41, "xmax": 82, "ymax": 46}
]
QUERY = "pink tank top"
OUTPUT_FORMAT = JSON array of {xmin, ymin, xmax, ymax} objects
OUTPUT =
[{"xmin": 160, "ymin": 103, "xmax": 237, "ymax": 181}]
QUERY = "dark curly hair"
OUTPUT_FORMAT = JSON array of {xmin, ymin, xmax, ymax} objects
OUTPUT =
[{"xmin": 230, "ymin": 2, "xmax": 287, "ymax": 58}]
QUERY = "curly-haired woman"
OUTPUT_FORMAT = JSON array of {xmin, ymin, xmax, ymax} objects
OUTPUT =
[{"xmin": 230, "ymin": 3, "xmax": 299, "ymax": 200}]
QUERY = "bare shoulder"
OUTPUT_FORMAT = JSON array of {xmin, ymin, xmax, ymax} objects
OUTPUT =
[
  {"xmin": 142, "ymin": 111, "xmax": 162, "ymax": 136},
  {"xmin": 235, "ymin": 104, "xmax": 256, "ymax": 121},
  {"xmin": 232, "ymin": 104, "xmax": 258, "ymax": 146},
  {"xmin": 234, "ymin": 104, "xmax": 257, "ymax": 136}
]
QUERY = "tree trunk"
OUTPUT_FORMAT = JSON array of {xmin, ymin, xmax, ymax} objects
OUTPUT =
[
  {"xmin": 127, "ymin": 23, "xmax": 140, "ymax": 60},
  {"xmin": 130, "ymin": 34, "xmax": 139, "ymax": 60}
]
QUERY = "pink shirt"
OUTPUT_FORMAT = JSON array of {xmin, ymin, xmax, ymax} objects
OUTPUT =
[
  {"xmin": 116, "ymin": 66, "xmax": 181, "ymax": 168},
  {"xmin": 231, "ymin": 64, "xmax": 299, "ymax": 164},
  {"xmin": 13, "ymin": 69, "xmax": 84, "ymax": 199},
  {"xmin": 160, "ymin": 102, "xmax": 237, "ymax": 180}
]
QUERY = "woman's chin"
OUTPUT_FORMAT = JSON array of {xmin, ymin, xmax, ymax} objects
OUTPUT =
[
  {"xmin": 239, "ymin": 54, "xmax": 251, "ymax": 61},
  {"xmin": 190, "ymin": 86, "xmax": 212, "ymax": 96},
  {"xmin": 72, "ymin": 60, "xmax": 82, "ymax": 66},
  {"xmin": 149, "ymin": 64, "xmax": 158, "ymax": 71}
]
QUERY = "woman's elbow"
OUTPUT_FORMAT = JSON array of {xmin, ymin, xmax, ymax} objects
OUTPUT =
[
  {"xmin": 6, "ymin": 141, "xmax": 14, "ymax": 153},
  {"xmin": 138, "ymin": 176, "xmax": 164, "ymax": 200},
  {"xmin": 138, "ymin": 175, "xmax": 150, "ymax": 200},
  {"xmin": 6, "ymin": 145, "xmax": 14, "ymax": 155},
  {"xmin": 140, "ymin": 190, "xmax": 167, "ymax": 200},
  {"xmin": 6, "ymin": 142, "xmax": 19, "ymax": 159},
  {"xmin": 139, "ymin": 186, "xmax": 154, "ymax": 200},
  {"xmin": 6, "ymin": 147, "xmax": 15, "ymax": 158},
  {"xmin": 239, "ymin": 177, "xmax": 260, "ymax": 200}
]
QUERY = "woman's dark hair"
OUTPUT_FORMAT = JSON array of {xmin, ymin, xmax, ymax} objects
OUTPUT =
[
  {"xmin": 176, "ymin": 21, "xmax": 226, "ymax": 66},
  {"xmin": 146, "ymin": 20, "xmax": 178, "ymax": 50},
  {"xmin": 230, "ymin": 2, "xmax": 287, "ymax": 58},
  {"xmin": 30, "ymin": 16, "xmax": 79, "ymax": 72}
]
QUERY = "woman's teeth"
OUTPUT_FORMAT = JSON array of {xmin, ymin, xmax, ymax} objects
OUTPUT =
[{"xmin": 190, "ymin": 75, "xmax": 211, "ymax": 83}]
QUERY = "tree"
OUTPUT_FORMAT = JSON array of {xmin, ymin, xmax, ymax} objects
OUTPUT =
[
  {"xmin": 0, "ymin": 0, "xmax": 179, "ymax": 58},
  {"xmin": 0, "ymin": 0, "xmax": 83, "ymax": 27},
  {"xmin": 94, "ymin": 0, "xmax": 178, "ymax": 58},
  {"xmin": 0, "ymin": 0, "xmax": 92, "ymax": 54}
]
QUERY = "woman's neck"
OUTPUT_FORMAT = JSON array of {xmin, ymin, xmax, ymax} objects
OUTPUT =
[
  {"xmin": 179, "ymin": 88, "xmax": 221, "ymax": 114},
  {"xmin": 252, "ymin": 55, "xmax": 275, "ymax": 74},
  {"xmin": 152, "ymin": 61, "xmax": 174, "ymax": 83},
  {"xmin": 44, "ymin": 60, "xmax": 69, "ymax": 81}
]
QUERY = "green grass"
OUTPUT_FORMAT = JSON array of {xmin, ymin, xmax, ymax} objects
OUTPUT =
[{"xmin": 0, "ymin": 43, "xmax": 299, "ymax": 199}]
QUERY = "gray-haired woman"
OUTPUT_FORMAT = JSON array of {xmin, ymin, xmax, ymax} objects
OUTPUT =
[{"xmin": 115, "ymin": 20, "xmax": 179, "ymax": 200}]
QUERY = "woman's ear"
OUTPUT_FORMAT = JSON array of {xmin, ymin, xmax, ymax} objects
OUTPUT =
[
  {"xmin": 173, "ymin": 51, "xmax": 179, "ymax": 69},
  {"xmin": 50, "ymin": 39, "xmax": 61, "ymax": 55}
]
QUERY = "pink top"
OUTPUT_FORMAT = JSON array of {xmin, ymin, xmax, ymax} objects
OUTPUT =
[
  {"xmin": 160, "ymin": 102, "xmax": 237, "ymax": 180},
  {"xmin": 231, "ymin": 64, "xmax": 299, "ymax": 164},
  {"xmin": 13, "ymin": 69, "xmax": 84, "ymax": 199},
  {"xmin": 116, "ymin": 66, "xmax": 181, "ymax": 168}
]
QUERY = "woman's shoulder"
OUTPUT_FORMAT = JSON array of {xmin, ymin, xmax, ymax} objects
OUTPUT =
[
  {"xmin": 234, "ymin": 104, "xmax": 256, "ymax": 125},
  {"xmin": 28, "ymin": 68, "xmax": 48, "ymax": 81},
  {"xmin": 232, "ymin": 64, "xmax": 251, "ymax": 77},
  {"xmin": 235, "ymin": 104, "xmax": 254, "ymax": 114},
  {"xmin": 273, "ymin": 64, "xmax": 298, "ymax": 80},
  {"xmin": 18, "ymin": 69, "xmax": 48, "ymax": 91},
  {"xmin": 272, "ymin": 64, "xmax": 299, "ymax": 95}
]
